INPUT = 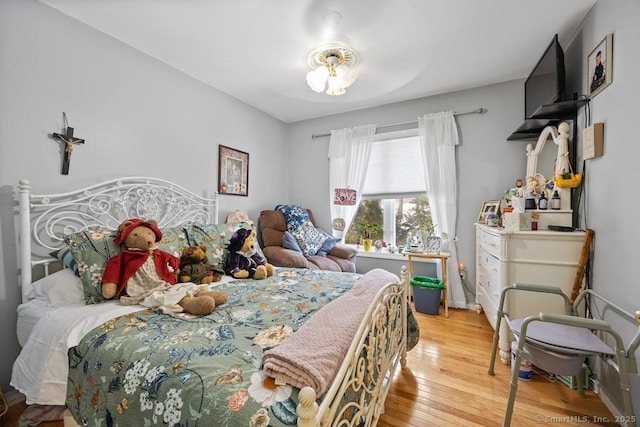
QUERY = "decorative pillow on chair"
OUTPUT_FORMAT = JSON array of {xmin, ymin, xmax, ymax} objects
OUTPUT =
[
  {"xmin": 282, "ymin": 231, "xmax": 303, "ymax": 253},
  {"xmin": 275, "ymin": 204, "xmax": 310, "ymax": 231},
  {"xmin": 291, "ymin": 221, "xmax": 333, "ymax": 257},
  {"xmin": 316, "ymin": 232, "xmax": 340, "ymax": 257}
]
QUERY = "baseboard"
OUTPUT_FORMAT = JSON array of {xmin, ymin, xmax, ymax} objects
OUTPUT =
[{"xmin": 448, "ymin": 300, "xmax": 471, "ymax": 309}]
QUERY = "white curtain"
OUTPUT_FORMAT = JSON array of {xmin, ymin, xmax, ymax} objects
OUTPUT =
[
  {"xmin": 418, "ymin": 112, "xmax": 466, "ymax": 309},
  {"xmin": 328, "ymin": 124, "xmax": 377, "ymax": 240}
]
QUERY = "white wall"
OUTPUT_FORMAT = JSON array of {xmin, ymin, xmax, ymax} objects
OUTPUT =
[
  {"xmin": 566, "ymin": 0, "xmax": 640, "ymax": 416},
  {"xmin": 0, "ymin": 0, "xmax": 290, "ymax": 391},
  {"xmin": 287, "ymin": 80, "xmax": 527, "ymax": 303}
]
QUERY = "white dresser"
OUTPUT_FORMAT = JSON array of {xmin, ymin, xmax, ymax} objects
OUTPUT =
[{"xmin": 474, "ymin": 223, "xmax": 586, "ymax": 364}]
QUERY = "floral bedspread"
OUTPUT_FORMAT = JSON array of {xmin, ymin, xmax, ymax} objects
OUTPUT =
[{"xmin": 66, "ymin": 268, "xmax": 419, "ymax": 427}]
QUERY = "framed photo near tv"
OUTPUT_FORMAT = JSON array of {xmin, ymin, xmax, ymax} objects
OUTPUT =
[
  {"xmin": 218, "ymin": 145, "xmax": 249, "ymax": 196},
  {"xmin": 587, "ymin": 34, "xmax": 613, "ymax": 99}
]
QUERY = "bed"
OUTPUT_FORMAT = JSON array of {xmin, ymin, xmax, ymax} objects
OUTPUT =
[{"xmin": 11, "ymin": 176, "xmax": 418, "ymax": 427}]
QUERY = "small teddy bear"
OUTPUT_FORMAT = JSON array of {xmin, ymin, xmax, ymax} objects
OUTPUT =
[
  {"xmin": 102, "ymin": 219, "xmax": 227, "ymax": 316},
  {"xmin": 179, "ymin": 245, "xmax": 223, "ymax": 284},
  {"xmin": 224, "ymin": 228, "xmax": 275, "ymax": 279}
]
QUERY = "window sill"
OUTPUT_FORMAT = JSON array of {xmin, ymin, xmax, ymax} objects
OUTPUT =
[{"xmin": 354, "ymin": 248, "xmax": 442, "ymax": 264}]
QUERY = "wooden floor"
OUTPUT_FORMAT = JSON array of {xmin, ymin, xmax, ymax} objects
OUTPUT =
[
  {"xmin": 2, "ymin": 307, "xmax": 615, "ymax": 427},
  {"xmin": 378, "ymin": 307, "xmax": 616, "ymax": 427}
]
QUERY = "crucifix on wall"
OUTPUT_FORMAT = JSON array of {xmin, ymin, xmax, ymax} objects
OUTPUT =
[{"xmin": 51, "ymin": 112, "xmax": 84, "ymax": 175}]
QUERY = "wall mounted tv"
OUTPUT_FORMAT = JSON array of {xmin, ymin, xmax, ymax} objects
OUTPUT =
[{"xmin": 524, "ymin": 34, "xmax": 566, "ymax": 119}]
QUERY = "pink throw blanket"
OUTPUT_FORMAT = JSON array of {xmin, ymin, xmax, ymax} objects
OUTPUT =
[{"xmin": 262, "ymin": 268, "xmax": 400, "ymax": 395}]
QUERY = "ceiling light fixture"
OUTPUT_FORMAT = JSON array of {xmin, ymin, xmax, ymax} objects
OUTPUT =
[{"xmin": 306, "ymin": 42, "xmax": 359, "ymax": 96}]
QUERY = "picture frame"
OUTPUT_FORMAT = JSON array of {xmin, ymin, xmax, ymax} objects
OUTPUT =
[
  {"xmin": 218, "ymin": 145, "xmax": 249, "ymax": 197},
  {"xmin": 587, "ymin": 33, "xmax": 613, "ymax": 99},
  {"xmin": 477, "ymin": 200, "xmax": 500, "ymax": 223}
]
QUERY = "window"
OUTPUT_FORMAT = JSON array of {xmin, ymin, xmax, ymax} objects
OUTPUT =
[
  {"xmin": 344, "ymin": 130, "xmax": 435, "ymax": 248},
  {"xmin": 345, "ymin": 197, "xmax": 434, "ymax": 248}
]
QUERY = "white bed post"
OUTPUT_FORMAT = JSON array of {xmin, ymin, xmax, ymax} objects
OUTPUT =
[
  {"xmin": 18, "ymin": 180, "xmax": 32, "ymax": 303},
  {"xmin": 296, "ymin": 387, "xmax": 319, "ymax": 427},
  {"xmin": 400, "ymin": 265, "xmax": 409, "ymax": 367}
]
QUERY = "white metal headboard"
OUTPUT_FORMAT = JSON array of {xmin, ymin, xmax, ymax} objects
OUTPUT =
[{"xmin": 18, "ymin": 177, "xmax": 218, "ymax": 302}]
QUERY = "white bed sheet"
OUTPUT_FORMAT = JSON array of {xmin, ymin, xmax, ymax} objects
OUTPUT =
[
  {"xmin": 11, "ymin": 301, "xmax": 144, "ymax": 405},
  {"xmin": 16, "ymin": 299, "xmax": 57, "ymax": 347},
  {"xmin": 11, "ymin": 275, "xmax": 236, "ymax": 406}
]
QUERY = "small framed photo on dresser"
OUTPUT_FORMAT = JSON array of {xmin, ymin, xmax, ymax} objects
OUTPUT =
[{"xmin": 477, "ymin": 200, "xmax": 500, "ymax": 223}]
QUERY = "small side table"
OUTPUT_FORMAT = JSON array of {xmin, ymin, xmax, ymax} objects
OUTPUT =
[{"xmin": 405, "ymin": 252, "xmax": 450, "ymax": 317}]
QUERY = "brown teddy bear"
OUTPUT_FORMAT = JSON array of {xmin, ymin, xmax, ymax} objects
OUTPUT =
[
  {"xmin": 179, "ymin": 245, "xmax": 223, "ymax": 284},
  {"xmin": 102, "ymin": 219, "xmax": 227, "ymax": 316},
  {"xmin": 224, "ymin": 228, "xmax": 275, "ymax": 279}
]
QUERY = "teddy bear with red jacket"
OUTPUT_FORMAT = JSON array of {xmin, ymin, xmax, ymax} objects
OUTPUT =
[{"xmin": 102, "ymin": 218, "xmax": 227, "ymax": 315}]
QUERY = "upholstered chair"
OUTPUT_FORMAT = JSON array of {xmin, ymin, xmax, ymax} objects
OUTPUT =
[{"xmin": 258, "ymin": 209, "xmax": 356, "ymax": 273}]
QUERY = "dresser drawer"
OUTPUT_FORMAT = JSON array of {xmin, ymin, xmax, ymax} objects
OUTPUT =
[
  {"xmin": 476, "ymin": 277, "xmax": 498, "ymax": 330},
  {"xmin": 478, "ymin": 228, "xmax": 501, "ymax": 258},
  {"xmin": 478, "ymin": 246, "xmax": 500, "ymax": 277},
  {"xmin": 477, "ymin": 264, "xmax": 501, "ymax": 308}
]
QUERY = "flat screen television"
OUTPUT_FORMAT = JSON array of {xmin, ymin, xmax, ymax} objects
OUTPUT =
[{"xmin": 524, "ymin": 34, "xmax": 566, "ymax": 119}]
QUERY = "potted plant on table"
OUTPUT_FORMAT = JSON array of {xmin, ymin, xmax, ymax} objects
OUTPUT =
[{"xmin": 356, "ymin": 220, "xmax": 381, "ymax": 252}]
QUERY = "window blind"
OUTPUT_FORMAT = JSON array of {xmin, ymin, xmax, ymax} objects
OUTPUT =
[{"xmin": 361, "ymin": 135, "xmax": 426, "ymax": 197}]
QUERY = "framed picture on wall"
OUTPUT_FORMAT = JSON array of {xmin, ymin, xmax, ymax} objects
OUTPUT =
[
  {"xmin": 218, "ymin": 145, "xmax": 249, "ymax": 196},
  {"xmin": 587, "ymin": 33, "xmax": 613, "ymax": 99},
  {"xmin": 477, "ymin": 200, "xmax": 500, "ymax": 223}
]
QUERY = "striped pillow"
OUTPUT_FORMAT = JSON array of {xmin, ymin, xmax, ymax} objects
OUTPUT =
[{"xmin": 50, "ymin": 247, "xmax": 80, "ymax": 276}]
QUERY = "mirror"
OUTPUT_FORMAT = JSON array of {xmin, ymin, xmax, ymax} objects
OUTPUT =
[
  {"xmin": 535, "ymin": 140, "xmax": 557, "ymax": 182},
  {"xmin": 525, "ymin": 122, "xmax": 571, "ymax": 191}
]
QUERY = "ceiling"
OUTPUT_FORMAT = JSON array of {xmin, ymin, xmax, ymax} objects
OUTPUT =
[{"xmin": 39, "ymin": 0, "xmax": 596, "ymax": 123}]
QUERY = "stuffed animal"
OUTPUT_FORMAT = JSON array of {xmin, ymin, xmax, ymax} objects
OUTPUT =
[
  {"xmin": 224, "ymin": 228, "xmax": 275, "ymax": 279},
  {"xmin": 179, "ymin": 244, "xmax": 223, "ymax": 284},
  {"xmin": 102, "ymin": 219, "xmax": 227, "ymax": 316}
]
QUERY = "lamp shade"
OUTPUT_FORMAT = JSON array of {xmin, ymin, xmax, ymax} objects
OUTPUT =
[
  {"xmin": 326, "ymin": 76, "xmax": 346, "ymax": 96},
  {"xmin": 306, "ymin": 66, "xmax": 330, "ymax": 93},
  {"xmin": 335, "ymin": 64, "xmax": 357, "ymax": 87}
]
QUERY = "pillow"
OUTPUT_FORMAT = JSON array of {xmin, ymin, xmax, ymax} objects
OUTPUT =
[
  {"xmin": 291, "ymin": 221, "xmax": 334, "ymax": 257},
  {"xmin": 282, "ymin": 231, "xmax": 302, "ymax": 253},
  {"xmin": 275, "ymin": 204, "xmax": 310, "ymax": 231},
  {"xmin": 64, "ymin": 229, "xmax": 121, "ymax": 304},
  {"xmin": 65, "ymin": 226, "xmax": 190, "ymax": 304},
  {"xmin": 50, "ymin": 247, "xmax": 80, "ymax": 276},
  {"xmin": 30, "ymin": 269, "xmax": 84, "ymax": 306},
  {"xmin": 187, "ymin": 222, "xmax": 264, "ymax": 271},
  {"xmin": 316, "ymin": 232, "xmax": 340, "ymax": 257}
]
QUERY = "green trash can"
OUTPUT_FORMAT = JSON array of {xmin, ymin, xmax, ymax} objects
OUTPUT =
[{"xmin": 410, "ymin": 276, "xmax": 444, "ymax": 315}]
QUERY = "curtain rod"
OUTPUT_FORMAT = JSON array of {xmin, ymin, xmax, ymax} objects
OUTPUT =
[{"xmin": 311, "ymin": 107, "xmax": 487, "ymax": 139}]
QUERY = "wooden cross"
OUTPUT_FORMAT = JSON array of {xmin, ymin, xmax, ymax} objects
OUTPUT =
[{"xmin": 52, "ymin": 114, "xmax": 84, "ymax": 175}]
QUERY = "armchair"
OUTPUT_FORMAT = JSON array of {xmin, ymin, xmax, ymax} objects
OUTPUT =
[{"xmin": 258, "ymin": 209, "xmax": 356, "ymax": 273}]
